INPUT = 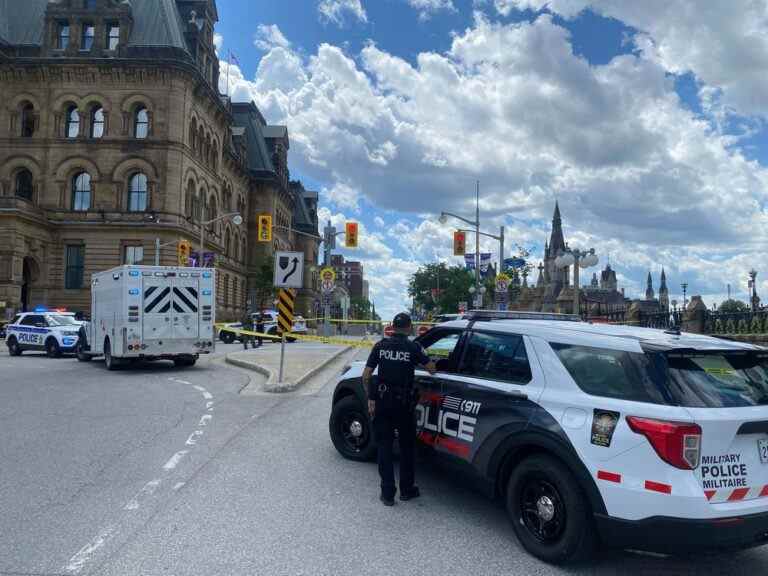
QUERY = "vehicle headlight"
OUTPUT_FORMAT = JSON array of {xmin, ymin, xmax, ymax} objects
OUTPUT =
[{"xmin": 64, "ymin": 331, "xmax": 80, "ymax": 336}]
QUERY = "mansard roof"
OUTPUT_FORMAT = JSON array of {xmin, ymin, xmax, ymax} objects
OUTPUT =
[
  {"xmin": 0, "ymin": 0, "xmax": 48, "ymax": 45},
  {"xmin": 231, "ymin": 101, "xmax": 277, "ymax": 176}
]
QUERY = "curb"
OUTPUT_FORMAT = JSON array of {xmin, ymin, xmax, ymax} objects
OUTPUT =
[{"xmin": 226, "ymin": 346, "xmax": 352, "ymax": 394}]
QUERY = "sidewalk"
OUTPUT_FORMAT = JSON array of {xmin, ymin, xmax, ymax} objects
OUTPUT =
[{"xmin": 226, "ymin": 343, "xmax": 350, "ymax": 394}]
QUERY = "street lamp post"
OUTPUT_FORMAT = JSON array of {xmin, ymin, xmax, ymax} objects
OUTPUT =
[
  {"xmin": 681, "ymin": 282, "xmax": 688, "ymax": 309},
  {"xmin": 197, "ymin": 212, "xmax": 243, "ymax": 267},
  {"xmin": 554, "ymin": 248, "xmax": 598, "ymax": 316}
]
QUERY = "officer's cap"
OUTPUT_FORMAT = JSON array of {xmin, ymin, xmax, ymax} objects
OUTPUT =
[{"xmin": 393, "ymin": 312, "xmax": 412, "ymax": 329}]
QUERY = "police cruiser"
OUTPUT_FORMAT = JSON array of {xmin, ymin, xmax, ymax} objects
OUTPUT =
[
  {"xmin": 5, "ymin": 309, "xmax": 82, "ymax": 357},
  {"xmin": 329, "ymin": 311, "xmax": 768, "ymax": 563}
]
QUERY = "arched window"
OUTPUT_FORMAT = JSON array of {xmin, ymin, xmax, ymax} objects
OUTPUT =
[
  {"xmin": 128, "ymin": 173, "xmax": 148, "ymax": 212},
  {"xmin": 134, "ymin": 106, "xmax": 149, "ymax": 139},
  {"xmin": 189, "ymin": 119, "xmax": 197, "ymax": 151},
  {"xmin": 15, "ymin": 170, "xmax": 34, "ymax": 201},
  {"xmin": 72, "ymin": 172, "xmax": 91, "ymax": 211},
  {"xmin": 90, "ymin": 106, "xmax": 104, "ymax": 138},
  {"xmin": 207, "ymin": 196, "xmax": 217, "ymax": 232},
  {"xmin": 66, "ymin": 106, "xmax": 80, "ymax": 138},
  {"xmin": 21, "ymin": 104, "xmax": 35, "ymax": 137},
  {"xmin": 107, "ymin": 23, "xmax": 120, "ymax": 51},
  {"xmin": 224, "ymin": 230, "xmax": 231, "ymax": 256}
]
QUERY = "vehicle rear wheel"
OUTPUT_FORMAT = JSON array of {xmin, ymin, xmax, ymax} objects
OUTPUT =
[
  {"xmin": 219, "ymin": 330, "xmax": 235, "ymax": 344},
  {"xmin": 173, "ymin": 355, "xmax": 197, "ymax": 367},
  {"xmin": 7, "ymin": 337, "xmax": 22, "ymax": 356},
  {"xmin": 45, "ymin": 338, "xmax": 61, "ymax": 359},
  {"xmin": 76, "ymin": 340, "xmax": 93, "ymax": 362},
  {"xmin": 506, "ymin": 454, "xmax": 597, "ymax": 564},
  {"xmin": 329, "ymin": 396, "xmax": 376, "ymax": 461},
  {"xmin": 104, "ymin": 339, "xmax": 121, "ymax": 371}
]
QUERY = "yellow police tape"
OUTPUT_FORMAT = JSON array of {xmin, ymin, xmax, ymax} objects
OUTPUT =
[
  {"xmin": 300, "ymin": 318, "xmax": 436, "ymax": 326},
  {"xmin": 215, "ymin": 324, "xmax": 376, "ymax": 348}
]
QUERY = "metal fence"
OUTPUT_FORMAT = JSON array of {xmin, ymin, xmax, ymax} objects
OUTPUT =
[{"xmin": 588, "ymin": 309, "xmax": 768, "ymax": 334}]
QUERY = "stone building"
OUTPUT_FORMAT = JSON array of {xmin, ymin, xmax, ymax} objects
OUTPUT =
[{"xmin": 0, "ymin": 0, "xmax": 319, "ymax": 321}]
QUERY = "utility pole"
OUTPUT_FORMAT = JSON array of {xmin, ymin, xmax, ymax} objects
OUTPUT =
[{"xmin": 475, "ymin": 180, "xmax": 480, "ymax": 308}]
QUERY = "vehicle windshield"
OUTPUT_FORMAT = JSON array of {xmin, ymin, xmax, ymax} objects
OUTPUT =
[
  {"xmin": 665, "ymin": 353, "xmax": 768, "ymax": 408},
  {"xmin": 47, "ymin": 315, "xmax": 78, "ymax": 326}
]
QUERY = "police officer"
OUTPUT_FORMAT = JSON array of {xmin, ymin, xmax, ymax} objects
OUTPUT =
[
  {"xmin": 363, "ymin": 312, "xmax": 436, "ymax": 506},
  {"xmin": 254, "ymin": 312, "xmax": 265, "ymax": 348},
  {"xmin": 241, "ymin": 308, "xmax": 255, "ymax": 350}
]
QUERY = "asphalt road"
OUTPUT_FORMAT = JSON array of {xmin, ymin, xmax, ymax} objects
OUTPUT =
[{"xmin": 1, "ymin": 344, "xmax": 767, "ymax": 576}]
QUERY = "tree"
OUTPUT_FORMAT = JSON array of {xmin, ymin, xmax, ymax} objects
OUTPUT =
[
  {"xmin": 250, "ymin": 255, "xmax": 275, "ymax": 313},
  {"xmin": 409, "ymin": 263, "xmax": 474, "ymax": 315},
  {"xmin": 718, "ymin": 299, "xmax": 749, "ymax": 313},
  {"xmin": 350, "ymin": 296, "xmax": 372, "ymax": 320}
]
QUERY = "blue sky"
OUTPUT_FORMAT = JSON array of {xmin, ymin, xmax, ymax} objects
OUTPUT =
[{"xmin": 215, "ymin": 0, "xmax": 768, "ymax": 318}]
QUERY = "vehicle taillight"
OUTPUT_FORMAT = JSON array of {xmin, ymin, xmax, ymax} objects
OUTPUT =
[{"xmin": 626, "ymin": 416, "xmax": 701, "ymax": 470}]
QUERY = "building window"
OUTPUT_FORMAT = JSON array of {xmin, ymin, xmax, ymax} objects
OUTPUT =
[
  {"xmin": 124, "ymin": 245, "xmax": 144, "ymax": 265},
  {"xmin": 223, "ymin": 274, "xmax": 229, "ymax": 306},
  {"xmin": 21, "ymin": 104, "xmax": 35, "ymax": 137},
  {"xmin": 107, "ymin": 24, "xmax": 120, "ymax": 50},
  {"xmin": 128, "ymin": 173, "xmax": 148, "ymax": 212},
  {"xmin": 57, "ymin": 22, "xmax": 70, "ymax": 50},
  {"xmin": 72, "ymin": 172, "xmax": 91, "ymax": 211},
  {"xmin": 84, "ymin": 0, "xmax": 97, "ymax": 9},
  {"xmin": 90, "ymin": 106, "xmax": 104, "ymax": 138},
  {"xmin": 15, "ymin": 170, "xmax": 34, "ymax": 201},
  {"xmin": 134, "ymin": 106, "xmax": 149, "ymax": 139},
  {"xmin": 66, "ymin": 106, "xmax": 80, "ymax": 138},
  {"xmin": 65, "ymin": 245, "xmax": 85, "ymax": 289},
  {"xmin": 81, "ymin": 23, "xmax": 95, "ymax": 51}
]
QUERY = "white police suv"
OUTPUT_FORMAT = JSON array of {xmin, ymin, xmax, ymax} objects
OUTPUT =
[
  {"xmin": 5, "ymin": 310, "xmax": 82, "ymax": 358},
  {"xmin": 329, "ymin": 311, "xmax": 768, "ymax": 563}
]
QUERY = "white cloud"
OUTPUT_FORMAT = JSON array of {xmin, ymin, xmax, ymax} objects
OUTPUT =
[
  {"xmin": 253, "ymin": 24, "xmax": 291, "ymax": 52},
  {"xmin": 225, "ymin": 13, "xmax": 768, "ymax": 310},
  {"xmin": 407, "ymin": 0, "xmax": 456, "ymax": 20},
  {"xmin": 213, "ymin": 33, "xmax": 223, "ymax": 55},
  {"xmin": 374, "ymin": 216, "xmax": 385, "ymax": 228},
  {"xmin": 318, "ymin": 0, "xmax": 368, "ymax": 26}
]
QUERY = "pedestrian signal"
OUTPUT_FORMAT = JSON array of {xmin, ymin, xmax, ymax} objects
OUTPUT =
[
  {"xmin": 453, "ymin": 231, "xmax": 466, "ymax": 256},
  {"xmin": 345, "ymin": 222, "xmax": 359, "ymax": 248},
  {"xmin": 177, "ymin": 239, "xmax": 191, "ymax": 266},
  {"xmin": 258, "ymin": 214, "xmax": 272, "ymax": 242}
]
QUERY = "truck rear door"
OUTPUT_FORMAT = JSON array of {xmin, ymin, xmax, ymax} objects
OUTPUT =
[
  {"xmin": 172, "ymin": 275, "xmax": 200, "ymax": 339},
  {"xmin": 142, "ymin": 276, "xmax": 172, "ymax": 341}
]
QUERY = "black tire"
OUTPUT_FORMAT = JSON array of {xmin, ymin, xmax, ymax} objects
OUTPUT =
[
  {"xmin": 286, "ymin": 337, "xmax": 297, "ymax": 343},
  {"xmin": 45, "ymin": 338, "xmax": 62, "ymax": 359},
  {"xmin": 329, "ymin": 396, "xmax": 376, "ymax": 461},
  {"xmin": 7, "ymin": 337, "xmax": 22, "ymax": 356},
  {"xmin": 76, "ymin": 340, "xmax": 93, "ymax": 362},
  {"xmin": 506, "ymin": 455, "xmax": 597, "ymax": 564},
  {"xmin": 173, "ymin": 355, "xmax": 197, "ymax": 367},
  {"xmin": 104, "ymin": 338, "xmax": 121, "ymax": 371},
  {"xmin": 219, "ymin": 330, "xmax": 235, "ymax": 344}
]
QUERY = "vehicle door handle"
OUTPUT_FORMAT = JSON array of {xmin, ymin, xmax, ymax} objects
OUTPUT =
[{"xmin": 465, "ymin": 382, "xmax": 528, "ymax": 400}]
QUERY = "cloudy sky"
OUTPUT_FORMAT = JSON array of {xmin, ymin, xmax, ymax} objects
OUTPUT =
[{"xmin": 214, "ymin": 0, "xmax": 768, "ymax": 319}]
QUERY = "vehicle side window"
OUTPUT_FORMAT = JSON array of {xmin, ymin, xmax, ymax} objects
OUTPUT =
[
  {"xmin": 11, "ymin": 315, "xmax": 21, "ymax": 325},
  {"xmin": 460, "ymin": 331, "xmax": 532, "ymax": 384},
  {"xmin": 418, "ymin": 329, "xmax": 464, "ymax": 372},
  {"xmin": 20, "ymin": 315, "xmax": 45, "ymax": 327}
]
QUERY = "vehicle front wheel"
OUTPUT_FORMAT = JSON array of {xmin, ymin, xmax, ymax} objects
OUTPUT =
[
  {"xmin": 219, "ymin": 330, "xmax": 235, "ymax": 344},
  {"xmin": 506, "ymin": 454, "xmax": 597, "ymax": 565},
  {"xmin": 76, "ymin": 340, "xmax": 93, "ymax": 362},
  {"xmin": 7, "ymin": 337, "xmax": 22, "ymax": 356},
  {"xmin": 173, "ymin": 355, "xmax": 197, "ymax": 367},
  {"xmin": 329, "ymin": 396, "xmax": 376, "ymax": 461},
  {"xmin": 45, "ymin": 338, "xmax": 62, "ymax": 359},
  {"xmin": 104, "ymin": 339, "xmax": 122, "ymax": 371}
]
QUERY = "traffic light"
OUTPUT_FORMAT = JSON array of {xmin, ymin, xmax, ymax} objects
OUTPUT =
[
  {"xmin": 258, "ymin": 214, "xmax": 272, "ymax": 242},
  {"xmin": 453, "ymin": 231, "xmax": 466, "ymax": 256},
  {"xmin": 177, "ymin": 239, "xmax": 191, "ymax": 266},
  {"xmin": 345, "ymin": 222, "xmax": 359, "ymax": 248}
]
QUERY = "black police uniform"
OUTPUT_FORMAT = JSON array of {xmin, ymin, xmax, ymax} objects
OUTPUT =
[{"xmin": 366, "ymin": 333, "xmax": 430, "ymax": 500}]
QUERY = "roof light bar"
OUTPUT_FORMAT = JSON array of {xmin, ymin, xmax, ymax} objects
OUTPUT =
[{"xmin": 465, "ymin": 310, "xmax": 581, "ymax": 322}]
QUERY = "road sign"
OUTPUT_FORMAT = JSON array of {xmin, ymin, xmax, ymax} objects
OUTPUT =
[
  {"xmin": 496, "ymin": 272, "xmax": 511, "ymax": 293},
  {"xmin": 278, "ymin": 289, "xmax": 296, "ymax": 334},
  {"xmin": 384, "ymin": 324, "xmax": 394, "ymax": 337},
  {"xmin": 258, "ymin": 215, "xmax": 272, "ymax": 242},
  {"xmin": 345, "ymin": 222, "xmax": 359, "ymax": 248},
  {"xmin": 453, "ymin": 231, "xmax": 466, "ymax": 256},
  {"xmin": 274, "ymin": 251, "xmax": 304, "ymax": 289},
  {"xmin": 320, "ymin": 267, "xmax": 336, "ymax": 294}
]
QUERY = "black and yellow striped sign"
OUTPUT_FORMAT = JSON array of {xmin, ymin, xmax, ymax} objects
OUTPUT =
[{"xmin": 278, "ymin": 288, "xmax": 296, "ymax": 334}]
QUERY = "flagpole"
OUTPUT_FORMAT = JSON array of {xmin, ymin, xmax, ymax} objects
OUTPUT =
[{"xmin": 226, "ymin": 50, "xmax": 231, "ymax": 99}]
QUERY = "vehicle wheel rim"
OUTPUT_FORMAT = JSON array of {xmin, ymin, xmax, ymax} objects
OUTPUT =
[
  {"xmin": 339, "ymin": 410, "xmax": 368, "ymax": 453},
  {"xmin": 519, "ymin": 475, "xmax": 566, "ymax": 544}
]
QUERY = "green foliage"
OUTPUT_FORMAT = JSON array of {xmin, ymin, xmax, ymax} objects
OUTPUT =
[
  {"xmin": 250, "ymin": 255, "xmax": 275, "ymax": 312},
  {"xmin": 350, "ymin": 296, "xmax": 375, "ymax": 320},
  {"xmin": 718, "ymin": 299, "xmax": 749, "ymax": 313},
  {"xmin": 409, "ymin": 263, "xmax": 475, "ymax": 315}
]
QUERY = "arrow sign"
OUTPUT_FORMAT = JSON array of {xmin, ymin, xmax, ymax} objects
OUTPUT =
[{"xmin": 274, "ymin": 251, "xmax": 304, "ymax": 289}]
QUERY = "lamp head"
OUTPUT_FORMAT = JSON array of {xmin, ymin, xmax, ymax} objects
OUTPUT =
[
  {"xmin": 232, "ymin": 214, "xmax": 244, "ymax": 226},
  {"xmin": 439, "ymin": 213, "xmax": 448, "ymax": 225}
]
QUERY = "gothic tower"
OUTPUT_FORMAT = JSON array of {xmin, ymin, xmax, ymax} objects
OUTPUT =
[
  {"xmin": 645, "ymin": 271, "xmax": 655, "ymax": 301},
  {"xmin": 659, "ymin": 268, "xmax": 669, "ymax": 312}
]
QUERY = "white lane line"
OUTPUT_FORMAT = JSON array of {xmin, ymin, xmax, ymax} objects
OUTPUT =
[
  {"xmin": 193, "ymin": 384, "xmax": 206, "ymax": 392},
  {"xmin": 64, "ymin": 525, "xmax": 116, "ymax": 574},
  {"xmin": 124, "ymin": 478, "xmax": 162, "ymax": 511},
  {"xmin": 202, "ymin": 390, "xmax": 213, "ymax": 400},
  {"xmin": 199, "ymin": 414, "xmax": 212, "ymax": 427},
  {"xmin": 172, "ymin": 482, "xmax": 186, "ymax": 491},
  {"xmin": 162, "ymin": 450, "xmax": 189, "ymax": 471},
  {"xmin": 168, "ymin": 377, "xmax": 192, "ymax": 385},
  {"xmin": 206, "ymin": 401, "xmax": 214, "ymax": 410},
  {"xmin": 185, "ymin": 430, "xmax": 204, "ymax": 446}
]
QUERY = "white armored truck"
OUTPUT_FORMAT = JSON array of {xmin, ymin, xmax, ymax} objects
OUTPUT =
[{"xmin": 76, "ymin": 265, "xmax": 216, "ymax": 369}]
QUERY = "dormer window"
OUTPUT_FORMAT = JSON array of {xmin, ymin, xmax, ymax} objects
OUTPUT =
[
  {"xmin": 81, "ymin": 23, "xmax": 95, "ymax": 51},
  {"xmin": 57, "ymin": 22, "xmax": 70, "ymax": 50},
  {"xmin": 107, "ymin": 24, "xmax": 120, "ymax": 50}
]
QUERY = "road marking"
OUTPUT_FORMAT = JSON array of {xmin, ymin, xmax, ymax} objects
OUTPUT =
[
  {"xmin": 206, "ymin": 401, "xmax": 214, "ymax": 410},
  {"xmin": 199, "ymin": 414, "xmax": 212, "ymax": 426},
  {"xmin": 163, "ymin": 450, "xmax": 189, "ymax": 471},
  {"xmin": 64, "ymin": 525, "xmax": 116, "ymax": 574},
  {"xmin": 168, "ymin": 377, "xmax": 192, "ymax": 385},
  {"xmin": 185, "ymin": 430, "xmax": 204, "ymax": 445},
  {"xmin": 124, "ymin": 478, "xmax": 162, "ymax": 511},
  {"xmin": 202, "ymin": 390, "xmax": 213, "ymax": 400},
  {"xmin": 193, "ymin": 384, "xmax": 206, "ymax": 392},
  {"xmin": 172, "ymin": 482, "xmax": 186, "ymax": 491}
]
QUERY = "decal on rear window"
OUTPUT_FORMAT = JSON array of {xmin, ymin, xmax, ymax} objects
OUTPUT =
[{"xmin": 591, "ymin": 409, "xmax": 620, "ymax": 447}]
